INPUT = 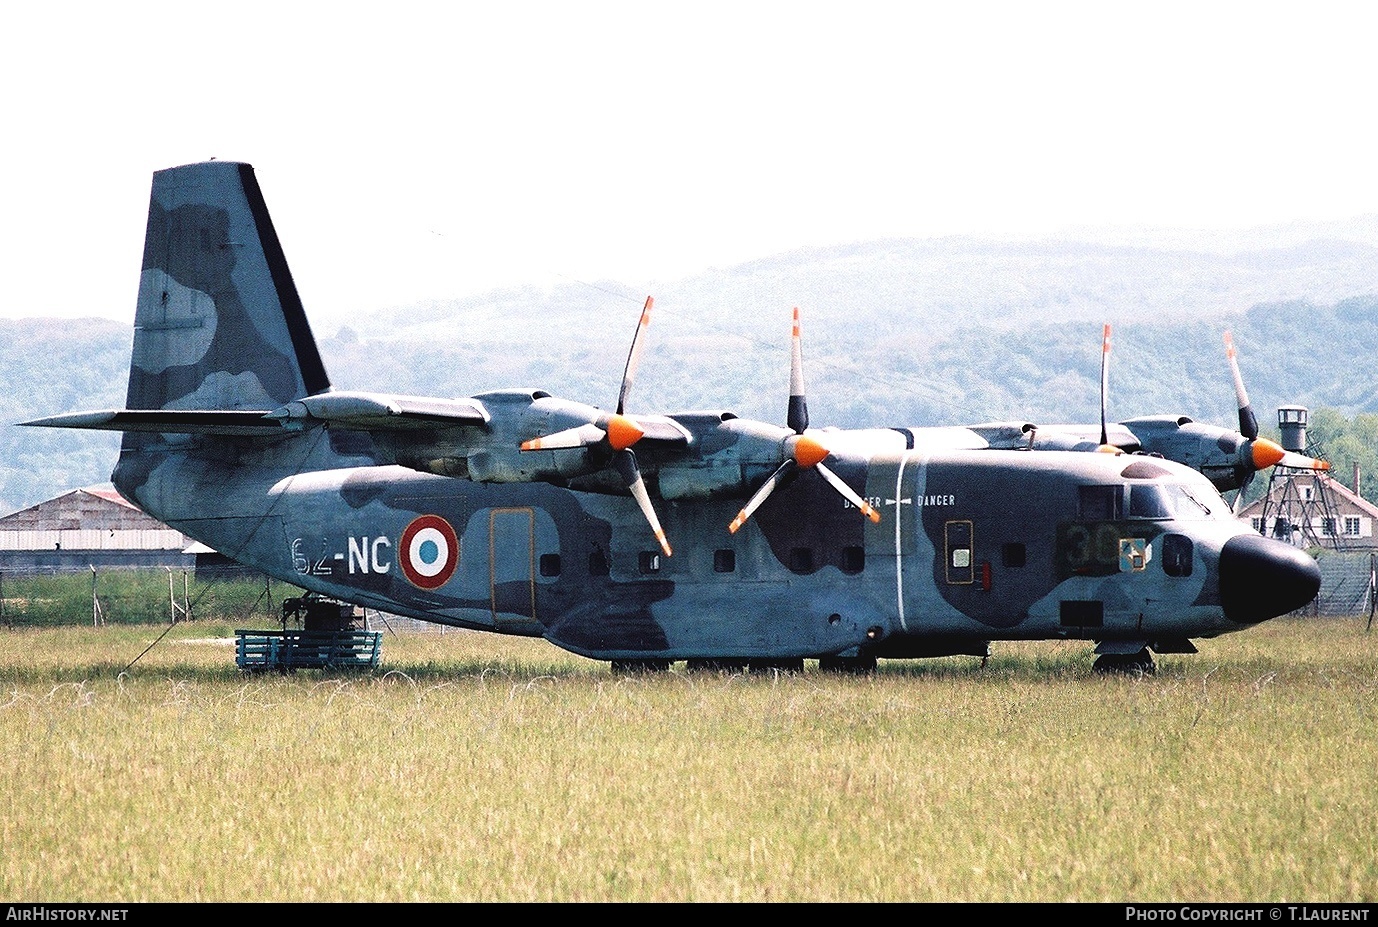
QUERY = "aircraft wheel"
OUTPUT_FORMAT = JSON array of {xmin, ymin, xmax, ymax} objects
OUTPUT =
[
  {"xmin": 1093, "ymin": 649, "xmax": 1156, "ymax": 677},
  {"xmin": 817, "ymin": 655, "xmax": 877, "ymax": 674},
  {"xmin": 610, "ymin": 659, "xmax": 670, "ymax": 674}
]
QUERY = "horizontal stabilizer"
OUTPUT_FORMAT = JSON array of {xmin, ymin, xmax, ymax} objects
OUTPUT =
[
  {"xmin": 26, "ymin": 390, "xmax": 494, "ymax": 438},
  {"xmin": 21, "ymin": 409, "xmax": 285, "ymax": 436}
]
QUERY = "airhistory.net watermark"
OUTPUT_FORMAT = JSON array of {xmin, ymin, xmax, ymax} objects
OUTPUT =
[{"xmin": 5, "ymin": 909, "xmax": 128, "ymax": 921}]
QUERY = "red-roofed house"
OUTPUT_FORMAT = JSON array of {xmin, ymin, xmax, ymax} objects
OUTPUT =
[{"xmin": 1236, "ymin": 470, "xmax": 1378, "ymax": 551}]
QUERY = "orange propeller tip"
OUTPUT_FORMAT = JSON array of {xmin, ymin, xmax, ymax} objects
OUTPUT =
[
  {"xmin": 728, "ymin": 515, "xmax": 746, "ymax": 534},
  {"xmin": 866, "ymin": 509, "xmax": 881, "ymax": 524},
  {"xmin": 520, "ymin": 438, "xmax": 541, "ymax": 451}
]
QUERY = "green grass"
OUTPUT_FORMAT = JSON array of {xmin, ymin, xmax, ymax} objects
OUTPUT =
[{"xmin": 0, "ymin": 618, "xmax": 1374, "ymax": 901}]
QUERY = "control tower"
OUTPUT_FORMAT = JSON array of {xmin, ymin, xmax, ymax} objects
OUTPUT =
[{"xmin": 1257, "ymin": 406, "xmax": 1345, "ymax": 549}]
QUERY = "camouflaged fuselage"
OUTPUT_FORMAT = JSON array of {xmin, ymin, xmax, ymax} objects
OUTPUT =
[{"xmin": 112, "ymin": 426, "xmax": 1296, "ymax": 661}]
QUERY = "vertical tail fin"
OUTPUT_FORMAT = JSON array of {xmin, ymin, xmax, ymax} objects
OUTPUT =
[{"xmin": 128, "ymin": 161, "xmax": 330, "ymax": 412}]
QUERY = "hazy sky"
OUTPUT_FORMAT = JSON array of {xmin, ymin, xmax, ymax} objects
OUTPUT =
[{"xmin": 4, "ymin": 2, "xmax": 1376, "ymax": 326}]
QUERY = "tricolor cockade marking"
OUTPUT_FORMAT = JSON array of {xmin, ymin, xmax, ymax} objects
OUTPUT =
[{"xmin": 399, "ymin": 514, "xmax": 459, "ymax": 590}]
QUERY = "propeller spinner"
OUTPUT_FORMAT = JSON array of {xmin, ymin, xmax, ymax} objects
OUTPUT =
[{"xmin": 729, "ymin": 308, "xmax": 882, "ymax": 534}]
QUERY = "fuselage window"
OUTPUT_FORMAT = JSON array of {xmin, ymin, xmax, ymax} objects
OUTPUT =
[
  {"xmin": 713, "ymin": 549, "xmax": 736, "ymax": 573},
  {"xmin": 1001, "ymin": 542, "xmax": 1026, "ymax": 568},
  {"xmin": 1162, "ymin": 534, "xmax": 1193, "ymax": 577},
  {"xmin": 789, "ymin": 547, "xmax": 814, "ymax": 574},
  {"xmin": 639, "ymin": 551, "xmax": 663, "ymax": 574},
  {"xmin": 1079, "ymin": 485, "xmax": 1124, "ymax": 521},
  {"xmin": 842, "ymin": 546, "xmax": 865, "ymax": 575},
  {"xmin": 539, "ymin": 553, "xmax": 561, "ymax": 577}
]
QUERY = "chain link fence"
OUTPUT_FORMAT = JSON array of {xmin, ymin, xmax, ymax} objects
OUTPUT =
[{"xmin": 0, "ymin": 565, "xmax": 286, "ymax": 627}]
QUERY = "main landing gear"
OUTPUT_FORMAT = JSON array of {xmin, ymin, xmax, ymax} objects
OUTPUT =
[
  {"xmin": 1092, "ymin": 648, "xmax": 1156, "ymax": 676},
  {"xmin": 817, "ymin": 655, "xmax": 878, "ymax": 674}
]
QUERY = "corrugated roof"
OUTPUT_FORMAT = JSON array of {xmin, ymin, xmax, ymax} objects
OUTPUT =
[
  {"xmin": 0, "ymin": 486, "xmax": 171, "ymax": 532},
  {"xmin": 81, "ymin": 486, "xmax": 137, "ymax": 509}
]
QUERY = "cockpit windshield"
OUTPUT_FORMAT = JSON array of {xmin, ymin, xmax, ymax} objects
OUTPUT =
[{"xmin": 1128, "ymin": 483, "xmax": 1227, "ymax": 520}]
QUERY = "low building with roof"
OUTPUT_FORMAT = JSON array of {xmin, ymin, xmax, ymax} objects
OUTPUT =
[
  {"xmin": 0, "ymin": 486, "xmax": 195, "ymax": 572},
  {"xmin": 1236, "ymin": 468, "xmax": 1378, "ymax": 551}
]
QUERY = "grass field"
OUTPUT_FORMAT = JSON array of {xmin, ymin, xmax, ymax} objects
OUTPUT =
[{"xmin": 0, "ymin": 617, "xmax": 1374, "ymax": 902}]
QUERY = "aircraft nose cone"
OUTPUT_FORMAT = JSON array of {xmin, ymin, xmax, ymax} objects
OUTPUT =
[{"xmin": 1219, "ymin": 534, "xmax": 1320, "ymax": 623}]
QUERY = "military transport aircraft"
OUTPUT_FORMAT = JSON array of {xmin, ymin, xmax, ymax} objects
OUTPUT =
[{"xmin": 24, "ymin": 161, "xmax": 1322, "ymax": 675}]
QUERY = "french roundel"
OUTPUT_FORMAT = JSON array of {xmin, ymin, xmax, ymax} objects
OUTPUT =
[{"xmin": 399, "ymin": 514, "xmax": 459, "ymax": 590}]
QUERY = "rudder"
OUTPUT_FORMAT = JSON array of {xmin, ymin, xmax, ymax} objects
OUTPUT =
[{"xmin": 127, "ymin": 161, "xmax": 330, "ymax": 412}]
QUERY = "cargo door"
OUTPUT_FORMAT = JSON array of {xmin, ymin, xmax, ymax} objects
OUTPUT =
[{"xmin": 489, "ymin": 507, "xmax": 535, "ymax": 626}]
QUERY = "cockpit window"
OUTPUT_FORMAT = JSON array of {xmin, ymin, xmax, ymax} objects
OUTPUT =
[
  {"xmin": 1128, "ymin": 485, "xmax": 1174, "ymax": 519},
  {"xmin": 1128, "ymin": 484, "xmax": 1225, "ymax": 520},
  {"xmin": 1178, "ymin": 486, "xmax": 1220, "ymax": 518},
  {"xmin": 1078, "ymin": 485, "xmax": 1124, "ymax": 521}
]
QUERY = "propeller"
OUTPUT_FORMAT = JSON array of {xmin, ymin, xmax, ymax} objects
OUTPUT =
[
  {"xmin": 1223, "ymin": 331, "xmax": 1330, "ymax": 512},
  {"xmin": 728, "ymin": 307, "xmax": 882, "ymax": 534},
  {"xmin": 1096, "ymin": 323, "xmax": 1121, "ymax": 454},
  {"xmin": 520, "ymin": 297, "xmax": 674, "ymax": 557},
  {"xmin": 1099, "ymin": 322, "xmax": 1111, "ymax": 447}
]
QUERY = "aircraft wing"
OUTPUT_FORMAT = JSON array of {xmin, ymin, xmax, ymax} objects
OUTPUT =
[
  {"xmin": 267, "ymin": 391, "xmax": 491, "ymax": 430},
  {"xmin": 950, "ymin": 421, "xmax": 1141, "ymax": 451},
  {"xmin": 1027, "ymin": 422, "xmax": 1141, "ymax": 451}
]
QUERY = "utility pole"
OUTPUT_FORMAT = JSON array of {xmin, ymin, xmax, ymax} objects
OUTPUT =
[{"xmin": 91, "ymin": 565, "xmax": 104, "ymax": 627}]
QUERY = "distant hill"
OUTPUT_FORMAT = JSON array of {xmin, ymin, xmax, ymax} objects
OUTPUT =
[
  {"xmin": 4, "ymin": 231, "xmax": 1377, "ymax": 515},
  {"xmin": 0, "ymin": 318, "xmax": 126, "ymax": 516}
]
